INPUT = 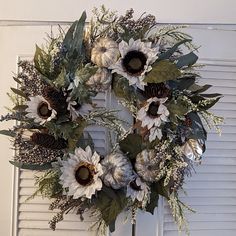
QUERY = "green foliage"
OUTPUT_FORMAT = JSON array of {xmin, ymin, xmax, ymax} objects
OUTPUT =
[
  {"xmin": 13, "ymin": 104, "xmax": 28, "ymax": 112},
  {"xmin": 176, "ymin": 52, "xmax": 198, "ymax": 68},
  {"xmin": 158, "ymin": 39, "xmax": 192, "ymax": 61},
  {"xmin": 119, "ymin": 133, "xmax": 144, "ymax": 159},
  {"xmin": 189, "ymin": 84, "xmax": 212, "ymax": 93},
  {"xmin": 167, "ymin": 98, "xmax": 189, "ymax": 124},
  {"xmin": 62, "ymin": 11, "xmax": 87, "ymax": 74},
  {"xmin": 9, "ymin": 160, "xmax": 53, "ymax": 170},
  {"xmin": 28, "ymin": 170, "xmax": 62, "ymax": 200},
  {"xmin": 143, "ymin": 60, "xmax": 181, "ymax": 83},
  {"xmin": 95, "ymin": 189, "xmax": 127, "ymax": 232},
  {"xmin": 10, "ymin": 87, "xmax": 29, "ymax": 100},
  {"xmin": 53, "ymin": 68, "xmax": 70, "ymax": 89},
  {"xmin": 146, "ymin": 181, "xmax": 170, "ymax": 214},
  {"xmin": 187, "ymin": 112, "xmax": 207, "ymax": 142},
  {"xmin": 112, "ymin": 75, "xmax": 137, "ymax": 102},
  {"xmin": 0, "ymin": 129, "xmax": 16, "ymax": 137},
  {"xmin": 34, "ymin": 45, "xmax": 53, "ymax": 78},
  {"xmin": 46, "ymin": 119, "xmax": 87, "ymax": 142},
  {"xmin": 69, "ymin": 65, "xmax": 98, "ymax": 104}
]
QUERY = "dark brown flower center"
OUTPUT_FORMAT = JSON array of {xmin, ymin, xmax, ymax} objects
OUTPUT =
[
  {"xmin": 122, "ymin": 50, "xmax": 147, "ymax": 75},
  {"xmin": 100, "ymin": 46, "xmax": 107, "ymax": 53},
  {"xmin": 147, "ymin": 102, "xmax": 160, "ymax": 117},
  {"xmin": 37, "ymin": 102, "xmax": 52, "ymax": 119},
  {"xmin": 75, "ymin": 163, "xmax": 95, "ymax": 186},
  {"xmin": 130, "ymin": 179, "xmax": 141, "ymax": 191}
]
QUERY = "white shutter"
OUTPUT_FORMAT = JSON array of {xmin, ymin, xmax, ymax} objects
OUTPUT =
[
  {"xmin": 162, "ymin": 58, "xmax": 236, "ymax": 236},
  {"xmin": 18, "ymin": 92, "xmax": 109, "ymax": 236}
]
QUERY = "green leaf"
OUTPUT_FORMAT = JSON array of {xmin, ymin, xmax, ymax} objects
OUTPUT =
[
  {"xmin": 9, "ymin": 161, "xmax": 53, "ymax": 170},
  {"xmin": 189, "ymin": 84, "xmax": 212, "ymax": 93},
  {"xmin": 176, "ymin": 77, "xmax": 196, "ymax": 90},
  {"xmin": 13, "ymin": 105, "xmax": 28, "ymax": 111},
  {"xmin": 62, "ymin": 12, "xmax": 87, "ymax": 74},
  {"xmin": 54, "ymin": 68, "xmax": 69, "ymax": 89},
  {"xmin": 199, "ymin": 97, "xmax": 221, "ymax": 110},
  {"xmin": 158, "ymin": 39, "xmax": 192, "ymax": 61},
  {"xmin": 112, "ymin": 76, "xmax": 137, "ymax": 101},
  {"xmin": 200, "ymin": 93, "xmax": 222, "ymax": 98},
  {"xmin": 10, "ymin": 88, "xmax": 29, "ymax": 100},
  {"xmin": 34, "ymin": 45, "xmax": 52, "ymax": 78},
  {"xmin": 176, "ymin": 52, "xmax": 198, "ymax": 68},
  {"xmin": 167, "ymin": 98, "xmax": 189, "ymax": 124},
  {"xmin": 143, "ymin": 60, "xmax": 181, "ymax": 83},
  {"xmin": 13, "ymin": 76, "xmax": 22, "ymax": 84},
  {"xmin": 0, "ymin": 129, "xmax": 16, "ymax": 137},
  {"xmin": 119, "ymin": 134, "xmax": 143, "ymax": 159},
  {"xmin": 146, "ymin": 183, "xmax": 159, "ymax": 214},
  {"xmin": 95, "ymin": 190, "xmax": 127, "ymax": 232},
  {"xmin": 187, "ymin": 112, "xmax": 207, "ymax": 142}
]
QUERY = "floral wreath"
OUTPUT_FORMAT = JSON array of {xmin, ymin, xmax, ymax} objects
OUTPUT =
[{"xmin": 0, "ymin": 7, "xmax": 223, "ymax": 235}]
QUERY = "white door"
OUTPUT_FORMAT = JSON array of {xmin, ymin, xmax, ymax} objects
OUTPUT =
[{"xmin": 1, "ymin": 2, "xmax": 236, "ymax": 236}]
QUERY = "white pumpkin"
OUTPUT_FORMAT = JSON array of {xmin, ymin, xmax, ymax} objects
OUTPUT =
[
  {"xmin": 91, "ymin": 37, "xmax": 120, "ymax": 68},
  {"xmin": 135, "ymin": 149, "xmax": 162, "ymax": 182},
  {"xmin": 86, "ymin": 68, "xmax": 112, "ymax": 91},
  {"xmin": 101, "ymin": 152, "xmax": 133, "ymax": 189}
]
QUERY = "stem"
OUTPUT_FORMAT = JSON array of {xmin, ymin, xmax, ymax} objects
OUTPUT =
[{"xmin": 132, "ymin": 222, "xmax": 136, "ymax": 236}]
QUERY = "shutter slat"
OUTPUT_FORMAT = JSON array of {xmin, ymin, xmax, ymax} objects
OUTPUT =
[
  {"xmin": 17, "ymin": 91, "xmax": 108, "ymax": 235},
  {"xmin": 163, "ymin": 59, "xmax": 236, "ymax": 236}
]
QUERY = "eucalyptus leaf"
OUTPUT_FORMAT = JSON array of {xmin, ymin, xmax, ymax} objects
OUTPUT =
[
  {"xmin": 158, "ymin": 39, "xmax": 192, "ymax": 61},
  {"xmin": 189, "ymin": 84, "xmax": 212, "ymax": 93},
  {"xmin": 167, "ymin": 76, "xmax": 196, "ymax": 90},
  {"xmin": 9, "ymin": 161, "xmax": 53, "ymax": 170},
  {"xmin": 176, "ymin": 52, "xmax": 198, "ymax": 68},
  {"xmin": 143, "ymin": 60, "xmax": 181, "ymax": 83}
]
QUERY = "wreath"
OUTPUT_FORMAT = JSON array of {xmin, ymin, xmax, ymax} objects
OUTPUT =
[{"xmin": 0, "ymin": 7, "xmax": 223, "ymax": 235}]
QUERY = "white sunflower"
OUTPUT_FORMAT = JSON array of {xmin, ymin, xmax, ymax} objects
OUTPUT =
[
  {"xmin": 137, "ymin": 97, "xmax": 169, "ymax": 141},
  {"xmin": 60, "ymin": 146, "xmax": 103, "ymax": 199},
  {"xmin": 66, "ymin": 96, "xmax": 91, "ymax": 121},
  {"xmin": 126, "ymin": 176, "xmax": 150, "ymax": 206},
  {"xmin": 25, "ymin": 95, "xmax": 57, "ymax": 124},
  {"xmin": 110, "ymin": 38, "xmax": 159, "ymax": 89}
]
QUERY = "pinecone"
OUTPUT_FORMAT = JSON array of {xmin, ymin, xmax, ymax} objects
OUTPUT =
[
  {"xmin": 141, "ymin": 83, "xmax": 171, "ymax": 99},
  {"xmin": 42, "ymin": 87, "xmax": 67, "ymax": 115},
  {"xmin": 31, "ymin": 132, "xmax": 67, "ymax": 149}
]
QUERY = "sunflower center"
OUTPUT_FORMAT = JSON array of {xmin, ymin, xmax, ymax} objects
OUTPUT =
[
  {"xmin": 147, "ymin": 102, "xmax": 160, "ymax": 117},
  {"xmin": 100, "ymin": 46, "xmax": 107, "ymax": 53},
  {"xmin": 122, "ymin": 50, "xmax": 147, "ymax": 75},
  {"xmin": 75, "ymin": 164, "xmax": 95, "ymax": 186},
  {"xmin": 37, "ymin": 102, "xmax": 52, "ymax": 119},
  {"xmin": 130, "ymin": 179, "xmax": 141, "ymax": 191}
]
